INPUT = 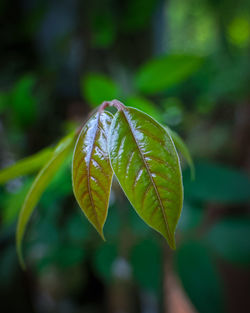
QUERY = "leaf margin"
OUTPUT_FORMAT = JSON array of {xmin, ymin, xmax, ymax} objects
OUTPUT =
[
  {"xmin": 108, "ymin": 106, "xmax": 184, "ymax": 248},
  {"xmin": 16, "ymin": 133, "xmax": 75, "ymax": 268},
  {"xmin": 72, "ymin": 110, "xmax": 114, "ymax": 240},
  {"xmin": 0, "ymin": 147, "xmax": 53, "ymax": 185}
]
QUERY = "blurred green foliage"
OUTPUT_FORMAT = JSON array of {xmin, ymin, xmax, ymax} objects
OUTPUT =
[
  {"xmin": 130, "ymin": 238, "xmax": 162, "ymax": 295},
  {"xmin": 0, "ymin": 0, "xmax": 250, "ymax": 312},
  {"xmin": 174, "ymin": 240, "xmax": 225, "ymax": 313},
  {"xmin": 205, "ymin": 218, "xmax": 250, "ymax": 266},
  {"xmin": 135, "ymin": 54, "xmax": 203, "ymax": 94},
  {"xmin": 82, "ymin": 73, "xmax": 121, "ymax": 107},
  {"xmin": 184, "ymin": 162, "xmax": 250, "ymax": 203}
]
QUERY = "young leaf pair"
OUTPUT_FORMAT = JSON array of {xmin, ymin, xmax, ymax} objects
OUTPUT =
[
  {"xmin": 72, "ymin": 100, "xmax": 183, "ymax": 250},
  {"xmin": 0, "ymin": 99, "xmax": 190, "ymax": 268}
]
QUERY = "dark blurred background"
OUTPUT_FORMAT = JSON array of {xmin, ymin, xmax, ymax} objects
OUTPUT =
[{"xmin": 0, "ymin": 0, "xmax": 250, "ymax": 312}]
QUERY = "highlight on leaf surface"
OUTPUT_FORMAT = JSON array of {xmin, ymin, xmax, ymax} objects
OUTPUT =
[
  {"xmin": 108, "ymin": 106, "xmax": 183, "ymax": 248},
  {"xmin": 16, "ymin": 133, "xmax": 75, "ymax": 268},
  {"xmin": 72, "ymin": 111, "xmax": 113, "ymax": 240},
  {"xmin": 0, "ymin": 147, "xmax": 53, "ymax": 185}
]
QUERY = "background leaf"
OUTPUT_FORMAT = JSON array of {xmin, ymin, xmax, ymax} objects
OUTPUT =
[
  {"xmin": 0, "ymin": 147, "xmax": 52, "ymax": 185},
  {"xmin": 184, "ymin": 162, "xmax": 250, "ymax": 203},
  {"xmin": 174, "ymin": 240, "xmax": 225, "ymax": 313},
  {"xmin": 205, "ymin": 218, "xmax": 250, "ymax": 266},
  {"xmin": 109, "ymin": 107, "xmax": 183, "ymax": 248},
  {"xmin": 130, "ymin": 238, "xmax": 162, "ymax": 295},
  {"xmin": 72, "ymin": 111, "xmax": 113, "ymax": 239},
  {"xmin": 121, "ymin": 0, "xmax": 158, "ymax": 31},
  {"xmin": 177, "ymin": 202, "xmax": 203, "ymax": 233},
  {"xmin": 82, "ymin": 73, "xmax": 120, "ymax": 107},
  {"xmin": 16, "ymin": 133, "xmax": 75, "ymax": 268},
  {"xmin": 93, "ymin": 243, "xmax": 118, "ymax": 283},
  {"xmin": 125, "ymin": 96, "xmax": 162, "ymax": 122},
  {"xmin": 10, "ymin": 75, "xmax": 37, "ymax": 127},
  {"xmin": 135, "ymin": 54, "xmax": 203, "ymax": 94}
]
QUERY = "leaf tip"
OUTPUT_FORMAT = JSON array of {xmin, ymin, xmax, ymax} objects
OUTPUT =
[
  {"xmin": 166, "ymin": 233, "xmax": 176, "ymax": 250},
  {"xmin": 170, "ymin": 241, "xmax": 176, "ymax": 250},
  {"xmin": 16, "ymin": 240, "xmax": 26, "ymax": 270},
  {"xmin": 98, "ymin": 229, "xmax": 106, "ymax": 241}
]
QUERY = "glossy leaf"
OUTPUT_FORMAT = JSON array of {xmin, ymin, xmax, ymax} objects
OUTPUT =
[
  {"xmin": 166, "ymin": 126, "xmax": 195, "ymax": 179},
  {"xmin": 0, "ymin": 147, "xmax": 53, "ymax": 185},
  {"xmin": 135, "ymin": 54, "xmax": 203, "ymax": 94},
  {"xmin": 16, "ymin": 133, "xmax": 75, "ymax": 268},
  {"xmin": 109, "ymin": 107, "xmax": 183, "ymax": 248},
  {"xmin": 72, "ymin": 111, "xmax": 113, "ymax": 239}
]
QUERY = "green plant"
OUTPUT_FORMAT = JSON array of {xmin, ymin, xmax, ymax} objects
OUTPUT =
[{"xmin": 0, "ymin": 99, "xmax": 193, "ymax": 268}]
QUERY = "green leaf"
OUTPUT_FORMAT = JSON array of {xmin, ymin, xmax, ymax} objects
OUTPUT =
[
  {"xmin": 0, "ymin": 147, "xmax": 53, "ymax": 185},
  {"xmin": 174, "ymin": 240, "xmax": 225, "ymax": 313},
  {"xmin": 72, "ymin": 111, "xmax": 113, "ymax": 239},
  {"xmin": 109, "ymin": 107, "xmax": 183, "ymax": 248},
  {"xmin": 135, "ymin": 54, "xmax": 203, "ymax": 94},
  {"xmin": 166, "ymin": 126, "xmax": 195, "ymax": 179},
  {"xmin": 16, "ymin": 133, "xmax": 75, "ymax": 268},
  {"xmin": 184, "ymin": 162, "xmax": 250, "ymax": 204},
  {"xmin": 205, "ymin": 218, "xmax": 250, "ymax": 266},
  {"xmin": 82, "ymin": 73, "xmax": 120, "ymax": 107}
]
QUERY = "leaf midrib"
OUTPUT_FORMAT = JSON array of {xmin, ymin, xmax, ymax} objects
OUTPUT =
[{"xmin": 122, "ymin": 109, "xmax": 172, "ymax": 242}]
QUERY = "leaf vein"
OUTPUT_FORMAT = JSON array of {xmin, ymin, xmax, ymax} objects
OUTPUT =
[
  {"xmin": 138, "ymin": 128, "xmax": 166, "ymax": 146},
  {"xmin": 122, "ymin": 110, "xmax": 171, "ymax": 240}
]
